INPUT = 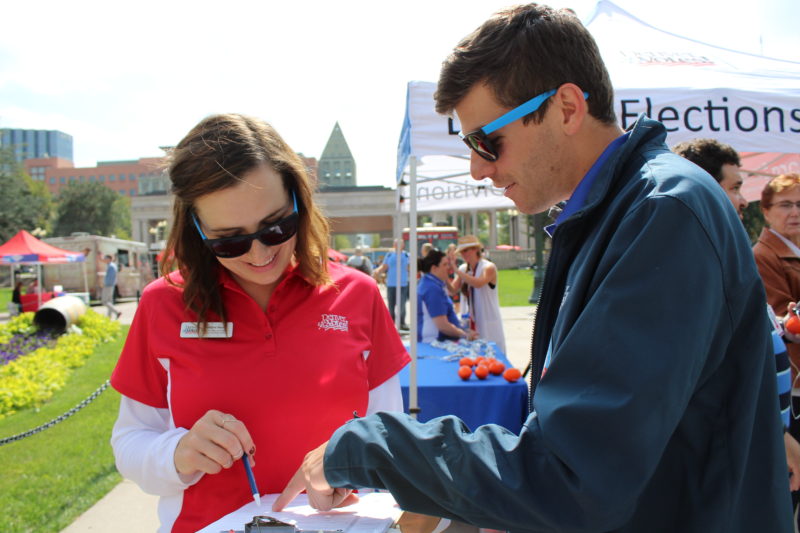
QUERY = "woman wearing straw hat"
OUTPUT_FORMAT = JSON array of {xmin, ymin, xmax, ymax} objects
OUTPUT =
[{"xmin": 453, "ymin": 235, "xmax": 506, "ymax": 353}]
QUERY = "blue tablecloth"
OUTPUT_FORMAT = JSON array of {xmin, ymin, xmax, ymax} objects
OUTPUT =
[{"xmin": 400, "ymin": 342, "xmax": 529, "ymax": 432}]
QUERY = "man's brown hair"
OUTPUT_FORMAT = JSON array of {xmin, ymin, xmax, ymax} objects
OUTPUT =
[
  {"xmin": 672, "ymin": 138, "xmax": 741, "ymax": 183},
  {"xmin": 435, "ymin": 4, "xmax": 616, "ymax": 126}
]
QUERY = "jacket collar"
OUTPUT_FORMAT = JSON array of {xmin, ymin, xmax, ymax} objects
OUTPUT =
[
  {"xmin": 548, "ymin": 131, "xmax": 629, "ymax": 235},
  {"xmin": 758, "ymin": 227, "xmax": 800, "ymax": 260},
  {"xmin": 558, "ymin": 114, "xmax": 667, "ymax": 226},
  {"xmin": 422, "ymin": 272, "xmax": 445, "ymax": 287}
]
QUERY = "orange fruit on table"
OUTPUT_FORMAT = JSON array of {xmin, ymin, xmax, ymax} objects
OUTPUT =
[
  {"xmin": 474, "ymin": 364, "xmax": 489, "ymax": 380},
  {"xmin": 458, "ymin": 365, "xmax": 473, "ymax": 380},
  {"xmin": 459, "ymin": 356, "xmax": 475, "ymax": 367},
  {"xmin": 503, "ymin": 367, "xmax": 522, "ymax": 383},
  {"xmin": 489, "ymin": 360, "xmax": 506, "ymax": 375},
  {"xmin": 787, "ymin": 315, "xmax": 800, "ymax": 335},
  {"xmin": 474, "ymin": 356, "xmax": 486, "ymax": 366}
]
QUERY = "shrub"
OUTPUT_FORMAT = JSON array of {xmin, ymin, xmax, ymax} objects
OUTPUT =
[
  {"xmin": 0, "ymin": 310, "xmax": 122, "ymax": 419},
  {"xmin": 0, "ymin": 313, "xmax": 37, "ymax": 344}
]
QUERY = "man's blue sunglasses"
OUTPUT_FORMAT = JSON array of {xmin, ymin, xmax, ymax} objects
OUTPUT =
[
  {"xmin": 459, "ymin": 88, "xmax": 589, "ymax": 161},
  {"xmin": 192, "ymin": 190, "xmax": 299, "ymax": 258}
]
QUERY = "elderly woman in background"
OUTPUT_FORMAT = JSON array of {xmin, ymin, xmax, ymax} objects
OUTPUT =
[
  {"xmin": 754, "ymin": 173, "xmax": 800, "ymax": 490},
  {"xmin": 754, "ymin": 173, "xmax": 800, "ymax": 338}
]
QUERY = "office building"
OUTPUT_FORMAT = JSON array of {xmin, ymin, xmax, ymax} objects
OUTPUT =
[{"xmin": 1, "ymin": 128, "xmax": 73, "ymax": 165}]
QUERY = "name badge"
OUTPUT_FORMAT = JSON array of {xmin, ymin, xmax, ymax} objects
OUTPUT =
[{"xmin": 180, "ymin": 322, "xmax": 233, "ymax": 338}]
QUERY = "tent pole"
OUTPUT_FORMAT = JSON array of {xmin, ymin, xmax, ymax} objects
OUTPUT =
[
  {"xmin": 82, "ymin": 257, "xmax": 89, "ymax": 302},
  {"xmin": 37, "ymin": 264, "xmax": 42, "ymax": 310},
  {"xmin": 409, "ymin": 156, "xmax": 419, "ymax": 419},
  {"xmin": 394, "ymin": 192, "xmax": 402, "ymax": 330}
]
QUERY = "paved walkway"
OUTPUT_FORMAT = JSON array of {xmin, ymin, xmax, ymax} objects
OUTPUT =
[{"xmin": 44, "ymin": 297, "xmax": 536, "ymax": 532}]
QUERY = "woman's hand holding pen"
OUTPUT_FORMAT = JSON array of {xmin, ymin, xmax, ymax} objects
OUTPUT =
[{"xmin": 174, "ymin": 409, "xmax": 256, "ymax": 476}]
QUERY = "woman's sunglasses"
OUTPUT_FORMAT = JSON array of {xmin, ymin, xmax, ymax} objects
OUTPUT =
[
  {"xmin": 191, "ymin": 190, "xmax": 299, "ymax": 258},
  {"xmin": 459, "ymin": 88, "xmax": 588, "ymax": 162}
]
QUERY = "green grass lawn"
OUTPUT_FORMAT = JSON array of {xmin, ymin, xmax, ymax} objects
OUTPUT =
[
  {"xmin": 0, "ymin": 287, "xmax": 10, "ymax": 309},
  {"xmin": 498, "ymin": 269, "xmax": 537, "ymax": 307},
  {"xmin": 0, "ymin": 327, "xmax": 128, "ymax": 533}
]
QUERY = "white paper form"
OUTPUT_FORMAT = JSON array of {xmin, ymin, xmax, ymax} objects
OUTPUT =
[{"xmin": 197, "ymin": 492, "xmax": 401, "ymax": 533}]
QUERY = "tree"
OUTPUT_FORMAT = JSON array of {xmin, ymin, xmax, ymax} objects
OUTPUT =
[
  {"xmin": 477, "ymin": 212, "xmax": 489, "ymax": 243},
  {"xmin": 52, "ymin": 182, "xmax": 131, "ymax": 238},
  {"xmin": 742, "ymin": 201, "xmax": 765, "ymax": 244},
  {"xmin": 496, "ymin": 210, "xmax": 511, "ymax": 244},
  {"xmin": 333, "ymin": 234, "xmax": 352, "ymax": 250},
  {"xmin": 0, "ymin": 148, "xmax": 52, "ymax": 242}
]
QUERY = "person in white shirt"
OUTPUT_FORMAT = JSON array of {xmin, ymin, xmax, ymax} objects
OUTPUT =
[{"xmin": 453, "ymin": 235, "xmax": 506, "ymax": 353}]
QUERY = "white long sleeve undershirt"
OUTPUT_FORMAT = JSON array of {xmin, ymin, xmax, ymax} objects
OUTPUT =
[{"xmin": 110, "ymin": 375, "xmax": 403, "ymax": 532}]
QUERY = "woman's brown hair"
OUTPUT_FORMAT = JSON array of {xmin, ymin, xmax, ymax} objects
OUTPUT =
[{"xmin": 161, "ymin": 113, "xmax": 330, "ymax": 329}]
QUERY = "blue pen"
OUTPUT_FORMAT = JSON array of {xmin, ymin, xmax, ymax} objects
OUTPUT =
[{"xmin": 241, "ymin": 454, "xmax": 261, "ymax": 507}]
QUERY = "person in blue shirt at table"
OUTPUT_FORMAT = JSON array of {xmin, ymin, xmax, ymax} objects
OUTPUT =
[
  {"xmin": 417, "ymin": 248, "xmax": 478, "ymax": 343},
  {"xmin": 275, "ymin": 4, "xmax": 792, "ymax": 531}
]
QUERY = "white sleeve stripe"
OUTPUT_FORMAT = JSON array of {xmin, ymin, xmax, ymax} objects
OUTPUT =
[
  {"xmin": 366, "ymin": 374, "xmax": 403, "ymax": 414},
  {"xmin": 111, "ymin": 395, "xmax": 203, "ymax": 532}
]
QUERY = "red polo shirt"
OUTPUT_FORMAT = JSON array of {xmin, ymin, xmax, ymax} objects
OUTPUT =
[{"xmin": 111, "ymin": 262, "xmax": 409, "ymax": 532}]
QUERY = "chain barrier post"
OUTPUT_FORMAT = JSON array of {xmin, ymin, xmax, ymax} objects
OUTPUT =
[{"xmin": 0, "ymin": 379, "xmax": 111, "ymax": 447}]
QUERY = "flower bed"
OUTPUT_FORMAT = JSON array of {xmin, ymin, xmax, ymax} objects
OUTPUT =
[{"xmin": 0, "ymin": 310, "xmax": 122, "ymax": 419}]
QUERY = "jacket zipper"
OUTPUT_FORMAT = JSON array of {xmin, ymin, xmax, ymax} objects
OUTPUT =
[
  {"xmin": 527, "ymin": 219, "xmax": 581, "ymax": 413},
  {"xmin": 528, "ymin": 240, "xmax": 559, "ymax": 412}
]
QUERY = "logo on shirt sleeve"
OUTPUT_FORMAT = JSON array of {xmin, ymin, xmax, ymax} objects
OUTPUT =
[{"xmin": 318, "ymin": 314, "xmax": 349, "ymax": 332}]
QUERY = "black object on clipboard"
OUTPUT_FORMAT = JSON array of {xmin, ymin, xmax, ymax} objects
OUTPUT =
[{"xmin": 221, "ymin": 514, "xmax": 345, "ymax": 533}]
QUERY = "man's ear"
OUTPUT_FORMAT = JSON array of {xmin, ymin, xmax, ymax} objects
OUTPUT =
[{"xmin": 554, "ymin": 83, "xmax": 588, "ymax": 135}]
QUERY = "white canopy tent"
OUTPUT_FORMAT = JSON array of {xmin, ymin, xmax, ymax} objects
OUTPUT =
[
  {"xmin": 395, "ymin": 0, "xmax": 800, "ymax": 417},
  {"xmin": 396, "ymin": 1, "xmax": 800, "ymax": 205},
  {"xmin": 584, "ymin": 0, "xmax": 800, "ymax": 200}
]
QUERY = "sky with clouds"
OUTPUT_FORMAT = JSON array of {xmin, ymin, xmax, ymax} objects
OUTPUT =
[{"xmin": 0, "ymin": 0, "xmax": 797, "ymax": 187}]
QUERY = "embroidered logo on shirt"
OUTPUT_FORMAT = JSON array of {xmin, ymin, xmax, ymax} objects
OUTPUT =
[{"xmin": 318, "ymin": 314, "xmax": 349, "ymax": 332}]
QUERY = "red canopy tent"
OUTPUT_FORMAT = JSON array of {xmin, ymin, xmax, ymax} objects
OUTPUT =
[
  {"xmin": 0, "ymin": 230, "xmax": 86, "ymax": 311},
  {"xmin": 0, "ymin": 230, "xmax": 86, "ymax": 264},
  {"xmin": 740, "ymin": 152, "xmax": 800, "ymax": 203}
]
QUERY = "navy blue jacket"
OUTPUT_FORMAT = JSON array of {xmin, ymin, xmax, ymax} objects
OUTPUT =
[{"xmin": 324, "ymin": 117, "xmax": 792, "ymax": 532}]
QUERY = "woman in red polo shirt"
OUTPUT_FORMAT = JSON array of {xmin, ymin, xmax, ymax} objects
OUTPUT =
[{"xmin": 110, "ymin": 114, "xmax": 410, "ymax": 533}]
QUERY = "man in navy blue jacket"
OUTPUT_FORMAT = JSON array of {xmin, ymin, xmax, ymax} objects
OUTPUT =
[{"xmin": 275, "ymin": 5, "xmax": 792, "ymax": 531}]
